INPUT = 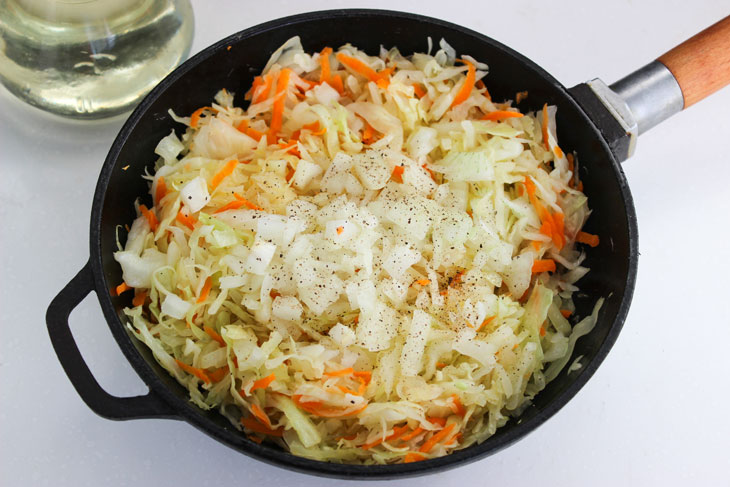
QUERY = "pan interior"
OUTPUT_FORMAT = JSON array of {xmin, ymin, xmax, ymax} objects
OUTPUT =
[{"xmin": 94, "ymin": 10, "xmax": 636, "ymax": 477}]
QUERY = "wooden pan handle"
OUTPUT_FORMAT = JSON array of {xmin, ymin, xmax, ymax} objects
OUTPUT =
[{"xmin": 657, "ymin": 16, "xmax": 730, "ymax": 108}]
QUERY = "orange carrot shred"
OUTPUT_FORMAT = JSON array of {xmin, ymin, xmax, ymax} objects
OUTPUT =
[
  {"xmin": 247, "ymin": 434, "xmax": 264, "ymax": 444},
  {"xmin": 155, "ymin": 176, "xmax": 167, "ymax": 205},
  {"xmin": 240, "ymin": 416, "xmax": 283, "ymax": 437},
  {"xmin": 319, "ymin": 47, "xmax": 333, "ymax": 83},
  {"xmin": 554, "ymin": 144, "xmax": 564, "ymax": 158},
  {"xmin": 210, "ymin": 159, "xmax": 239, "ymax": 190},
  {"xmin": 328, "ymin": 74, "xmax": 344, "ymax": 95},
  {"xmin": 336, "ymin": 226, "xmax": 344, "ymax": 235},
  {"xmin": 413, "ymin": 84, "xmax": 426, "ymax": 98},
  {"xmin": 427, "ymin": 416, "xmax": 447, "ymax": 427},
  {"xmin": 233, "ymin": 193, "xmax": 263, "ymax": 211},
  {"xmin": 477, "ymin": 315, "xmax": 496, "ymax": 331},
  {"xmin": 203, "ymin": 325, "xmax": 225, "ymax": 346},
  {"xmin": 450, "ymin": 394, "xmax": 466, "ymax": 416},
  {"xmin": 450, "ymin": 60, "xmax": 476, "ymax": 108},
  {"xmin": 190, "ymin": 106, "xmax": 209, "ymax": 128},
  {"xmin": 419, "ymin": 423, "xmax": 456, "ymax": 453},
  {"xmin": 390, "ymin": 165, "xmax": 405, "ymax": 183},
  {"xmin": 324, "ymin": 367, "xmax": 354, "ymax": 377},
  {"xmin": 531, "ymin": 240, "xmax": 542, "ymax": 251},
  {"xmin": 115, "ymin": 282, "xmax": 131, "ymax": 295},
  {"xmin": 515, "ymin": 90, "xmax": 528, "ymax": 103},
  {"xmin": 532, "ymin": 259, "xmax": 556, "ymax": 273},
  {"xmin": 576, "ymin": 231, "xmax": 600, "ymax": 247},
  {"xmin": 540, "ymin": 324, "xmax": 546, "ymax": 337},
  {"xmin": 175, "ymin": 359, "xmax": 211, "ymax": 384},
  {"xmin": 336, "ymin": 53, "xmax": 380, "ymax": 83},
  {"xmin": 236, "ymin": 119, "xmax": 265, "ymax": 141},
  {"xmin": 207, "ymin": 366, "xmax": 229, "ymax": 383},
  {"xmin": 481, "ymin": 110, "xmax": 524, "ymax": 121},
  {"xmin": 176, "ymin": 210, "xmax": 196, "ymax": 231},
  {"xmin": 139, "ymin": 204, "xmax": 158, "ymax": 231},
  {"xmin": 436, "ymin": 362, "xmax": 447, "ymax": 369},
  {"xmin": 416, "ymin": 279, "xmax": 430, "ymax": 286},
  {"xmin": 362, "ymin": 425, "xmax": 410, "ymax": 450},
  {"xmin": 353, "ymin": 370, "xmax": 371, "ymax": 384},
  {"xmin": 401, "ymin": 427, "xmax": 425, "ymax": 442},
  {"xmin": 252, "ymin": 74, "xmax": 274, "ymax": 104},
  {"xmin": 267, "ymin": 69, "xmax": 292, "ymax": 143},
  {"xmin": 251, "ymin": 403, "xmax": 272, "ymax": 428},
  {"xmin": 197, "ymin": 277, "xmax": 212, "ymax": 303},
  {"xmin": 248, "ymin": 374, "xmax": 276, "ymax": 395},
  {"xmin": 132, "ymin": 290, "xmax": 147, "ymax": 307},
  {"xmin": 541, "ymin": 103, "xmax": 550, "ymax": 150},
  {"xmin": 214, "ymin": 200, "xmax": 246, "ymax": 214},
  {"xmin": 292, "ymin": 395, "xmax": 367, "ymax": 418},
  {"xmin": 560, "ymin": 309, "xmax": 573, "ymax": 318},
  {"xmin": 404, "ymin": 452, "xmax": 426, "ymax": 463}
]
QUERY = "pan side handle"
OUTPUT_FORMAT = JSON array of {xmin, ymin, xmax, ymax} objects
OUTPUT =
[{"xmin": 46, "ymin": 261, "xmax": 179, "ymax": 421}]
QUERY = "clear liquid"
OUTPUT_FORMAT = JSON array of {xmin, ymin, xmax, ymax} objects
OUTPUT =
[{"xmin": 0, "ymin": 0, "xmax": 193, "ymax": 119}]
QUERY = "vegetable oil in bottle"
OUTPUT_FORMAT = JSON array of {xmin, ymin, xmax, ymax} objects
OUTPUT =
[{"xmin": 0, "ymin": 0, "xmax": 194, "ymax": 119}]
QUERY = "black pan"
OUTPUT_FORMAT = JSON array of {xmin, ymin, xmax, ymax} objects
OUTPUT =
[{"xmin": 45, "ymin": 9, "xmax": 729, "ymax": 479}]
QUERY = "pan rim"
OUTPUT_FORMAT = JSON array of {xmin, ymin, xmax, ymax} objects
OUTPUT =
[{"xmin": 88, "ymin": 8, "xmax": 638, "ymax": 479}]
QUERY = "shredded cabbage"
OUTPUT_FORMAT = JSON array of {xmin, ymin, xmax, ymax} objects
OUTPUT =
[{"xmin": 115, "ymin": 37, "xmax": 603, "ymax": 464}]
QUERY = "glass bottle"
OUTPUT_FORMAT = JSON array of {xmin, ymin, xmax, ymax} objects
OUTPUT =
[{"xmin": 0, "ymin": 0, "xmax": 194, "ymax": 119}]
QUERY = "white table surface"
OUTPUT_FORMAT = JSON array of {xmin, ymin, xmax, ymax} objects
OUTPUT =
[{"xmin": 2, "ymin": 1, "xmax": 729, "ymax": 485}]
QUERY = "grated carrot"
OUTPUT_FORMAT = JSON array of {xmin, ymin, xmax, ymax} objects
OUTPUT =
[
  {"xmin": 190, "ymin": 106, "xmax": 212, "ymax": 128},
  {"xmin": 481, "ymin": 110, "xmax": 524, "ymax": 121},
  {"xmin": 233, "ymin": 193, "xmax": 263, "ymax": 211},
  {"xmin": 252, "ymin": 74, "xmax": 274, "ymax": 104},
  {"xmin": 324, "ymin": 367, "xmax": 354, "ymax": 377},
  {"xmin": 450, "ymin": 60, "xmax": 476, "ymax": 108},
  {"xmin": 174, "ymin": 359, "xmax": 211, "ymax": 384},
  {"xmin": 450, "ymin": 394, "xmax": 466, "ymax": 416},
  {"xmin": 214, "ymin": 200, "xmax": 246, "ymax": 214},
  {"xmin": 251, "ymin": 403, "xmax": 272, "ymax": 428},
  {"xmin": 328, "ymin": 74, "xmax": 344, "ymax": 95},
  {"xmin": 176, "ymin": 209, "xmax": 196, "ymax": 231},
  {"xmin": 292, "ymin": 395, "xmax": 367, "ymax": 418},
  {"xmin": 319, "ymin": 47, "xmax": 333, "ymax": 83},
  {"xmin": 362, "ymin": 425, "xmax": 410, "ymax": 450},
  {"xmin": 336, "ymin": 53, "xmax": 389, "ymax": 85},
  {"xmin": 240, "ymin": 416, "xmax": 283, "ymax": 437},
  {"xmin": 390, "ymin": 165, "xmax": 405, "ymax": 183},
  {"xmin": 413, "ymin": 83, "xmax": 426, "ymax": 98},
  {"xmin": 207, "ymin": 366, "xmax": 229, "ymax": 383},
  {"xmin": 115, "ymin": 282, "xmax": 131, "ymax": 295},
  {"xmin": 267, "ymin": 68, "xmax": 292, "ymax": 143},
  {"xmin": 132, "ymin": 290, "xmax": 147, "ymax": 307},
  {"xmin": 415, "ymin": 279, "xmax": 430, "ymax": 286},
  {"xmin": 210, "ymin": 159, "xmax": 239, "ymax": 190},
  {"xmin": 419, "ymin": 423, "xmax": 456, "ymax": 453},
  {"xmin": 401, "ymin": 427, "xmax": 425, "ymax": 442},
  {"xmin": 576, "ymin": 231, "xmax": 600, "ymax": 247},
  {"xmin": 138, "ymin": 204, "xmax": 158, "ymax": 231},
  {"xmin": 427, "ymin": 416, "xmax": 447, "ymax": 427},
  {"xmin": 236, "ymin": 119, "xmax": 265, "ymax": 141},
  {"xmin": 532, "ymin": 259, "xmax": 556, "ymax": 273},
  {"xmin": 197, "ymin": 277, "xmax": 212, "ymax": 303},
  {"xmin": 404, "ymin": 452, "xmax": 426, "ymax": 463},
  {"xmin": 336, "ymin": 226, "xmax": 344, "ymax": 235},
  {"xmin": 155, "ymin": 176, "xmax": 167, "ymax": 205},
  {"xmin": 560, "ymin": 309, "xmax": 573, "ymax": 318},
  {"xmin": 477, "ymin": 315, "xmax": 496, "ymax": 331},
  {"xmin": 515, "ymin": 90, "xmax": 528, "ymax": 103},
  {"xmin": 248, "ymin": 374, "xmax": 276, "ymax": 395},
  {"xmin": 436, "ymin": 362, "xmax": 447, "ymax": 369},
  {"xmin": 203, "ymin": 325, "xmax": 225, "ymax": 346}
]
